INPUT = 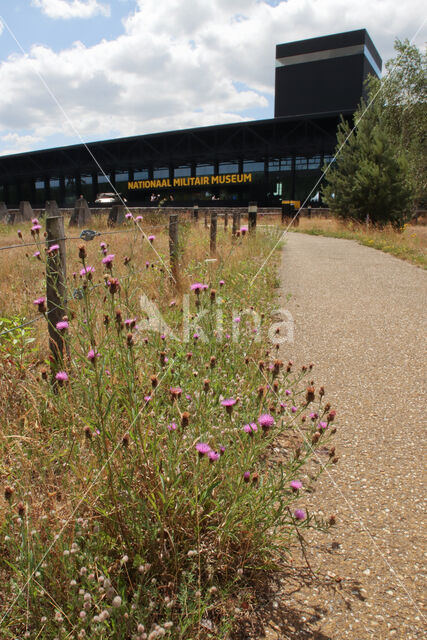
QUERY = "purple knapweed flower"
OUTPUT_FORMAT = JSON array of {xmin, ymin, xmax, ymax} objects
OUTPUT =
[
  {"xmin": 285, "ymin": 389, "xmax": 291, "ymax": 396},
  {"xmin": 31, "ymin": 224, "xmax": 42, "ymax": 233},
  {"xmin": 186, "ymin": 394, "xmax": 192, "ymax": 401},
  {"xmin": 318, "ymin": 421, "xmax": 328, "ymax": 430},
  {"xmin": 196, "ymin": 442, "xmax": 211, "ymax": 457},
  {"xmin": 258, "ymin": 414, "xmax": 275, "ymax": 431},
  {"xmin": 124, "ymin": 318, "xmax": 136, "ymax": 329},
  {"xmin": 148, "ymin": 235, "xmax": 155, "ymax": 243},
  {"xmin": 144, "ymin": 395, "xmax": 151, "ymax": 403},
  {"xmin": 294, "ymin": 509, "xmax": 306, "ymax": 521},
  {"xmin": 125, "ymin": 212, "xmax": 133, "ymax": 219},
  {"xmin": 80, "ymin": 265, "xmax": 95, "ymax": 277},
  {"xmin": 55, "ymin": 371, "xmax": 68, "ymax": 382},
  {"xmin": 290, "ymin": 480, "xmax": 303, "ymax": 491},
  {"xmin": 87, "ymin": 348, "xmax": 99, "ymax": 362},
  {"xmin": 33, "ymin": 251, "xmax": 41, "ymax": 259},
  {"xmin": 208, "ymin": 450, "xmax": 220, "ymax": 462},
  {"xmin": 167, "ymin": 422, "xmax": 177, "ymax": 432},
  {"xmin": 234, "ymin": 317, "xmax": 241, "ymax": 323},
  {"xmin": 219, "ymin": 279, "xmax": 225, "ymax": 286},
  {"xmin": 100, "ymin": 241, "xmax": 107, "ymax": 249},
  {"xmin": 291, "ymin": 406, "xmax": 297, "ymax": 413},
  {"xmin": 221, "ymin": 398, "xmax": 236, "ymax": 415},
  {"xmin": 102, "ymin": 254, "xmax": 115, "ymax": 266},
  {"xmin": 243, "ymin": 422, "xmax": 258, "ymax": 435},
  {"xmin": 31, "ymin": 218, "xmax": 39, "ymax": 225},
  {"xmin": 56, "ymin": 320, "xmax": 69, "ymax": 331},
  {"xmin": 48, "ymin": 244, "xmax": 60, "ymax": 253},
  {"xmin": 135, "ymin": 215, "xmax": 143, "ymax": 221},
  {"xmin": 243, "ymin": 471, "xmax": 251, "ymax": 483},
  {"xmin": 33, "ymin": 297, "xmax": 46, "ymax": 313},
  {"xmin": 219, "ymin": 446, "xmax": 225, "ymax": 455}
]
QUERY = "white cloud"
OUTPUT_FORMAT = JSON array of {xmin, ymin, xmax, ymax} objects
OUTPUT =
[
  {"xmin": 0, "ymin": 0, "xmax": 425, "ymax": 155},
  {"xmin": 32, "ymin": 0, "xmax": 110, "ymax": 20}
]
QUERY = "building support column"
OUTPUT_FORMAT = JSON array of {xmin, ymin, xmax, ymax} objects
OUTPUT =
[
  {"xmin": 44, "ymin": 177, "xmax": 51, "ymax": 201},
  {"xmin": 291, "ymin": 154, "xmax": 296, "ymax": 201},
  {"xmin": 92, "ymin": 173, "xmax": 98, "ymax": 201},
  {"xmin": 75, "ymin": 174, "xmax": 82, "ymax": 197},
  {"xmin": 59, "ymin": 176, "xmax": 65, "ymax": 205}
]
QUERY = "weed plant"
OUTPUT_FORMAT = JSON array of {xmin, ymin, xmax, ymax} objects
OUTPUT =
[{"xmin": 0, "ymin": 215, "xmax": 337, "ymax": 639}]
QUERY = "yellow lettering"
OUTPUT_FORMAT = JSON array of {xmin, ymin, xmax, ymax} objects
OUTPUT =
[
  {"xmin": 231, "ymin": 174, "xmax": 236, "ymax": 183},
  {"xmin": 203, "ymin": 176, "xmax": 209, "ymax": 185},
  {"xmin": 212, "ymin": 176, "xmax": 219, "ymax": 184},
  {"xmin": 194, "ymin": 177, "xmax": 201, "ymax": 186}
]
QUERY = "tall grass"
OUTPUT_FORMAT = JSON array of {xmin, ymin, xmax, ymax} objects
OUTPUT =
[
  {"xmin": 292, "ymin": 216, "xmax": 427, "ymax": 268},
  {"xmin": 0, "ymin": 214, "xmax": 337, "ymax": 639}
]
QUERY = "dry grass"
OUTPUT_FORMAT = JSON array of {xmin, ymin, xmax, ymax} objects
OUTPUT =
[{"xmin": 292, "ymin": 216, "xmax": 427, "ymax": 268}]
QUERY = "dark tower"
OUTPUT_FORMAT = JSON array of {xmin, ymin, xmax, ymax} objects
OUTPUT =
[{"xmin": 274, "ymin": 29, "xmax": 382, "ymax": 119}]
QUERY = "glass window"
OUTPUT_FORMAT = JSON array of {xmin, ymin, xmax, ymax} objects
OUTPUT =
[
  {"xmin": 196, "ymin": 164, "xmax": 214, "ymax": 176},
  {"xmin": 323, "ymin": 154, "xmax": 335, "ymax": 165},
  {"xmin": 219, "ymin": 162, "xmax": 238, "ymax": 174},
  {"xmin": 174, "ymin": 166, "xmax": 191, "ymax": 178},
  {"xmin": 295, "ymin": 157, "xmax": 308, "ymax": 170},
  {"xmin": 243, "ymin": 161, "xmax": 265, "ymax": 173},
  {"xmin": 268, "ymin": 158, "xmax": 292, "ymax": 172},
  {"xmin": 308, "ymin": 156, "xmax": 321, "ymax": 170},
  {"xmin": 35, "ymin": 180, "xmax": 44, "ymax": 190},
  {"xmin": 81, "ymin": 175, "xmax": 93, "ymax": 184},
  {"xmin": 49, "ymin": 178, "xmax": 60, "ymax": 187},
  {"xmin": 134, "ymin": 169, "xmax": 149, "ymax": 180},
  {"xmin": 153, "ymin": 167, "xmax": 169, "ymax": 179},
  {"xmin": 98, "ymin": 173, "xmax": 109, "ymax": 184}
]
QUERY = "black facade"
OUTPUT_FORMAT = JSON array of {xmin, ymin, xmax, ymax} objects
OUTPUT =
[
  {"xmin": 0, "ymin": 29, "xmax": 381, "ymax": 208},
  {"xmin": 275, "ymin": 29, "xmax": 382, "ymax": 118}
]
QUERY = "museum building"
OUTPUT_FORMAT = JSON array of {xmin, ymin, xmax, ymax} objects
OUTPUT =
[{"xmin": 0, "ymin": 28, "xmax": 381, "ymax": 208}]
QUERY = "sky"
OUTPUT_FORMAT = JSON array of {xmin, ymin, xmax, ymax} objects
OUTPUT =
[{"xmin": 0, "ymin": 0, "xmax": 425, "ymax": 157}]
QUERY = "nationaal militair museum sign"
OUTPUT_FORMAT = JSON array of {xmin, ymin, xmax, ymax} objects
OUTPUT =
[{"xmin": 128, "ymin": 173, "xmax": 253, "ymax": 190}]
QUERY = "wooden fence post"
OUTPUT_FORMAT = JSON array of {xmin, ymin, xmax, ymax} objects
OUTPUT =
[
  {"xmin": 237, "ymin": 210, "xmax": 241, "ymax": 231},
  {"xmin": 46, "ymin": 215, "xmax": 68, "ymax": 376},
  {"xmin": 193, "ymin": 204, "xmax": 199, "ymax": 221},
  {"xmin": 210, "ymin": 211, "xmax": 217, "ymax": 256},
  {"xmin": 169, "ymin": 213, "xmax": 179, "ymax": 284},
  {"xmin": 232, "ymin": 211, "xmax": 238, "ymax": 239},
  {"xmin": 224, "ymin": 210, "xmax": 228, "ymax": 230},
  {"xmin": 248, "ymin": 201, "xmax": 257, "ymax": 234},
  {"xmin": 204, "ymin": 209, "xmax": 208, "ymax": 228}
]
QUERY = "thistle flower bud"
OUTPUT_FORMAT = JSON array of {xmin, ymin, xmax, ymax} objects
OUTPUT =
[
  {"xmin": 181, "ymin": 412, "xmax": 190, "ymax": 427},
  {"xmin": 203, "ymin": 379, "xmax": 210, "ymax": 392},
  {"xmin": 126, "ymin": 332, "xmax": 134, "ymax": 347},
  {"xmin": 17, "ymin": 502, "xmax": 25, "ymax": 516},
  {"xmin": 4, "ymin": 486, "xmax": 14, "ymax": 501},
  {"xmin": 312, "ymin": 432, "xmax": 320, "ymax": 445},
  {"xmin": 210, "ymin": 355, "xmax": 216, "ymax": 368},
  {"xmin": 84, "ymin": 426, "xmax": 92, "ymax": 440},
  {"xmin": 122, "ymin": 433, "xmax": 130, "ymax": 447},
  {"xmin": 306, "ymin": 386, "xmax": 315, "ymax": 403},
  {"xmin": 78, "ymin": 244, "xmax": 86, "ymax": 259},
  {"xmin": 150, "ymin": 375, "xmax": 158, "ymax": 388}
]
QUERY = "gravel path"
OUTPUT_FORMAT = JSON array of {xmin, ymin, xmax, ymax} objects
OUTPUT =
[{"xmin": 258, "ymin": 234, "xmax": 426, "ymax": 640}]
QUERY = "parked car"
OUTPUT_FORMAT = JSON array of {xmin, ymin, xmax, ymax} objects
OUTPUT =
[{"xmin": 94, "ymin": 193, "xmax": 127, "ymax": 206}]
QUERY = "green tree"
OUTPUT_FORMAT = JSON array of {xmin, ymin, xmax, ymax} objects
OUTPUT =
[
  {"xmin": 376, "ymin": 39, "xmax": 427, "ymax": 205},
  {"xmin": 323, "ymin": 94, "xmax": 413, "ymax": 227}
]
